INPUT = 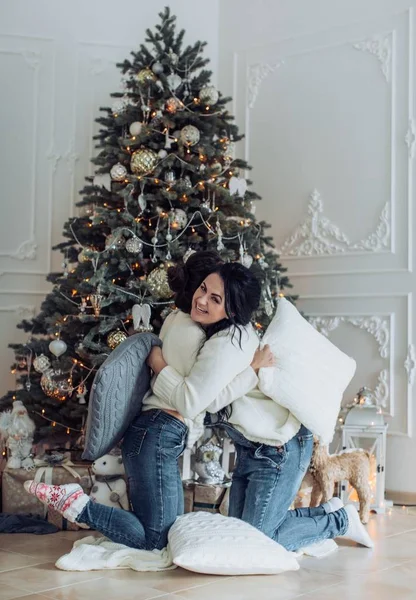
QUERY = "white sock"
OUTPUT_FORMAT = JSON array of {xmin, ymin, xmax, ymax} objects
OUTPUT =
[
  {"xmin": 296, "ymin": 539, "xmax": 338, "ymax": 558},
  {"xmin": 323, "ymin": 497, "xmax": 344, "ymax": 514},
  {"xmin": 339, "ymin": 504, "xmax": 374, "ymax": 548}
]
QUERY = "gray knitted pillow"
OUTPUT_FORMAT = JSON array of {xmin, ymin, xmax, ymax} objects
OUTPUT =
[{"xmin": 82, "ymin": 332, "xmax": 162, "ymax": 461}]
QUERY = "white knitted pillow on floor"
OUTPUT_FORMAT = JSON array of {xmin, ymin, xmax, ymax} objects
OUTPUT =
[{"xmin": 168, "ymin": 512, "xmax": 299, "ymax": 575}]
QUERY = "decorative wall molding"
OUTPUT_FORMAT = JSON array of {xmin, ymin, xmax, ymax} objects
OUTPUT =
[
  {"xmin": 404, "ymin": 344, "xmax": 415, "ymax": 385},
  {"xmin": 374, "ymin": 369, "xmax": 389, "ymax": 408},
  {"xmin": 352, "ymin": 34, "xmax": 392, "ymax": 84},
  {"xmin": 277, "ymin": 190, "xmax": 391, "ymax": 257},
  {"xmin": 308, "ymin": 314, "xmax": 390, "ymax": 358},
  {"xmin": 247, "ymin": 61, "xmax": 283, "ymax": 109},
  {"xmin": 0, "ymin": 305, "xmax": 35, "ymax": 319},
  {"xmin": 405, "ymin": 118, "xmax": 416, "ymax": 159}
]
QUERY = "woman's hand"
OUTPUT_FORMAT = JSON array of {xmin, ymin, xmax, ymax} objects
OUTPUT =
[
  {"xmin": 250, "ymin": 344, "xmax": 276, "ymax": 374},
  {"xmin": 147, "ymin": 346, "xmax": 167, "ymax": 375}
]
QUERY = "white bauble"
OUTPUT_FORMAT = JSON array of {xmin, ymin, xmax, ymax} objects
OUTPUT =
[
  {"xmin": 152, "ymin": 61, "xmax": 164, "ymax": 74},
  {"xmin": 49, "ymin": 339, "xmax": 68, "ymax": 358},
  {"xmin": 158, "ymin": 149, "xmax": 168, "ymax": 159},
  {"xmin": 129, "ymin": 121, "xmax": 143, "ymax": 136}
]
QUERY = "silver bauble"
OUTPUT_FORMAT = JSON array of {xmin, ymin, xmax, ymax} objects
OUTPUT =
[
  {"xmin": 112, "ymin": 98, "xmax": 126, "ymax": 115},
  {"xmin": 33, "ymin": 354, "xmax": 51, "ymax": 374},
  {"xmin": 110, "ymin": 163, "xmax": 127, "ymax": 181},
  {"xmin": 199, "ymin": 85, "xmax": 219, "ymax": 106},
  {"xmin": 170, "ymin": 208, "xmax": 187, "ymax": 229},
  {"xmin": 180, "ymin": 125, "xmax": 200, "ymax": 147},
  {"xmin": 125, "ymin": 237, "xmax": 143, "ymax": 254}
]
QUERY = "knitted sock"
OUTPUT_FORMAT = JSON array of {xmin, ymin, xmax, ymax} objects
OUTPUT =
[
  {"xmin": 323, "ymin": 497, "xmax": 344, "ymax": 514},
  {"xmin": 339, "ymin": 504, "xmax": 374, "ymax": 548},
  {"xmin": 24, "ymin": 481, "xmax": 90, "ymax": 524}
]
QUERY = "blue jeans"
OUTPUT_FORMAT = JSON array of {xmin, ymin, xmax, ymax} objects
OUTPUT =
[
  {"xmin": 226, "ymin": 425, "xmax": 349, "ymax": 551},
  {"xmin": 77, "ymin": 409, "xmax": 187, "ymax": 550}
]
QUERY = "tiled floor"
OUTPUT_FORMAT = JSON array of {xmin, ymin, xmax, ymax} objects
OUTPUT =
[{"xmin": 0, "ymin": 507, "xmax": 415, "ymax": 600}]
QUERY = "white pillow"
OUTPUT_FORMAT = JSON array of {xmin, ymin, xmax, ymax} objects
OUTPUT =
[
  {"xmin": 168, "ymin": 511, "xmax": 299, "ymax": 575},
  {"xmin": 258, "ymin": 298, "xmax": 356, "ymax": 445}
]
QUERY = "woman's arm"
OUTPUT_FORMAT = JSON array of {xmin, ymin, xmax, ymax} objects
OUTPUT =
[
  {"xmin": 151, "ymin": 328, "xmax": 259, "ymax": 420},
  {"xmin": 203, "ymin": 345, "xmax": 276, "ymax": 413}
]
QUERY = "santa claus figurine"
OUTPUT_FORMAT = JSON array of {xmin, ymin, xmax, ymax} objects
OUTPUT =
[{"xmin": 0, "ymin": 401, "xmax": 36, "ymax": 470}]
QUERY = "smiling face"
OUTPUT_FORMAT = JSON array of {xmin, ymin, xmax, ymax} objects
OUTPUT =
[{"xmin": 190, "ymin": 272, "xmax": 228, "ymax": 326}]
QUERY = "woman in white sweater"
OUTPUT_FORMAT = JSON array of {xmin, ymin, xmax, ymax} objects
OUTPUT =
[
  {"xmin": 147, "ymin": 258, "xmax": 374, "ymax": 552},
  {"xmin": 23, "ymin": 252, "xmax": 264, "ymax": 551}
]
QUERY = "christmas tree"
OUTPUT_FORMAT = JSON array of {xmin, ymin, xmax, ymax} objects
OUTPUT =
[{"xmin": 0, "ymin": 7, "xmax": 294, "ymax": 445}]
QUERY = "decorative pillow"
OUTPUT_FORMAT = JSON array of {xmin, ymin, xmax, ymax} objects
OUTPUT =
[
  {"xmin": 168, "ymin": 511, "xmax": 299, "ymax": 575},
  {"xmin": 82, "ymin": 333, "xmax": 162, "ymax": 461},
  {"xmin": 258, "ymin": 298, "xmax": 356, "ymax": 445}
]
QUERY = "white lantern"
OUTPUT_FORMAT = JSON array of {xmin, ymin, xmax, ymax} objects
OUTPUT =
[{"xmin": 341, "ymin": 399, "xmax": 389, "ymax": 513}]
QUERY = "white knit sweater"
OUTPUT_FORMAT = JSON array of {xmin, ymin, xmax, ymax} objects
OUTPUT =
[{"xmin": 143, "ymin": 311, "xmax": 300, "ymax": 447}]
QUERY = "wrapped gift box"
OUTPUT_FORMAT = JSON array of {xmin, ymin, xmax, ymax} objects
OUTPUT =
[
  {"xmin": 183, "ymin": 480, "xmax": 230, "ymax": 514},
  {"xmin": 2, "ymin": 462, "xmax": 93, "ymax": 517}
]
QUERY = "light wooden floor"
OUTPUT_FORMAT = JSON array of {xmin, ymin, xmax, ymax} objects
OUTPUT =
[{"xmin": 0, "ymin": 507, "xmax": 415, "ymax": 600}]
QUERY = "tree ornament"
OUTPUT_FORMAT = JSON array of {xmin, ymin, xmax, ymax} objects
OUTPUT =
[
  {"xmin": 129, "ymin": 121, "xmax": 143, "ymax": 136},
  {"xmin": 180, "ymin": 125, "xmax": 200, "ymax": 147},
  {"xmin": 182, "ymin": 175, "xmax": 192, "ymax": 189},
  {"xmin": 93, "ymin": 173, "xmax": 112, "ymax": 191},
  {"xmin": 158, "ymin": 149, "xmax": 168, "ymax": 159},
  {"xmin": 216, "ymin": 220, "xmax": 225, "ymax": 251},
  {"xmin": 167, "ymin": 73, "xmax": 182, "ymax": 91},
  {"xmin": 136, "ymin": 67, "xmax": 157, "ymax": 84},
  {"xmin": 125, "ymin": 236, "xmax": 143, "ymax": 254},
  {"xmin": 111, "ymin": 98, "xmax": 126, "ymax": 115},
  {"xmin": 199, "ymin": 85, "xmax": 219, "ymax": 106},
  {"xmin": 107, "ymin": 330, "xmax": 128, "ymax": 350},
  {"xmin": 78, "ymin": 248, "xmax": 93, "ymax": 263},
  {"xmin": 49, "ymin": 339, "xmax": 67, "ymax": 358},
  {"xmin": 229, "ymin": 176, "xmax": 248, "ymax": 197},
  {"xmin": 77, "ymin": 384, "xmax": 87, "ymax": 405},
  {"xmin": 130, "ymin": 148, "xmax": 158, "ymax": 174},
  {"xmin": 105, "ymin": 233, "xmax": 125, "ymax": 250},
  {"xmin": 33, "ymin": 354, "xmax": 51, "ymax": 373},
  {"xmin": 150, "ymin": 110, "xmax": 163, "ymax": 127},
  {"xmin": 146, "ymin": 266, "xmax": 173, "ymax": 299},
  {"xmin": 152, "ymin": 61, "xmax": 164, "ymax": 74},
  {"xmin": 110, "ymin": 163, "xmax": 127, "ymax": 181},
  {"xmin": 241, "ymin": 253, "xmax": 253, "ymax": 268},
  {"xmin": 166, "ymin": 97, "xmax": 183, "ymax": 114},
  {"xmin": 168, "ymin": 49, "xmax": 179, "ymax": 66},
  {"xmin": 132, "ymin": 303, "xmax": 153, "ymax": 332},
  {"xmin": 90, "ymin": 286, "xmax": 104, "ymax": 317},
  {"xmin": 183, "ymin": 248, "xmax": 196, "ymax": 263},
  {"xmin": 210, "ymin": 161, "xmax": 222, "ymax": 174},
  {"xmin": 170, "ymin": 208, "xmax": 187, "ymax": 229},
  {"xmin": 164, "ymin": 170, "xmax": 176, "ymax": 184},
  {"xmin": 40, "ymin": 369, "xmax": 71, "ymax": 400}
]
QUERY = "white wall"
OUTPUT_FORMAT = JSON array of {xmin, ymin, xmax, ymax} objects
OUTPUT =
[
  {"xmin": 0, "ymin": 1, "xmax": 219, "ymax": 394},
  {"xmin": 1, "ymin": 0, "xmax": 415, "ymax": 498},
  {"xmin": 218, "ymin": 0, "xmax": 416, "ymax": 497}
]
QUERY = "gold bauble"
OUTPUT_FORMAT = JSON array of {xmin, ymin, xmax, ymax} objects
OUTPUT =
[
  {"xmin": 137, "ymin": 67, "xmax": 157, "ymax": 85},
  {"xmin": 107, "ymin": 330, "xmax": 128, "ymax": 350},
  {"xmin": 146, "ymin": 266, "xmax": 174, "ymax": 299},
  {"xmin": 130, "ymin": 148, "xmax": 158, "ymax": 174}
]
